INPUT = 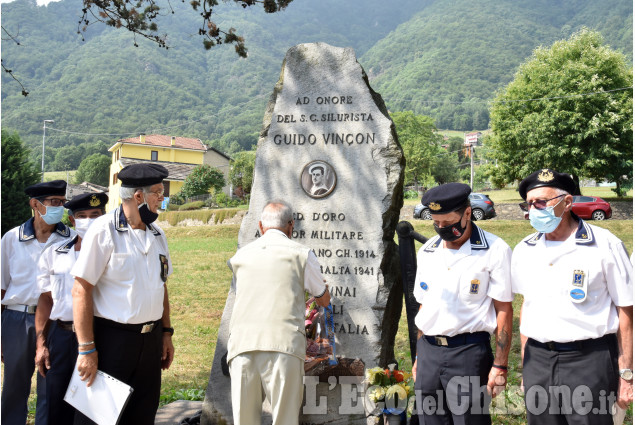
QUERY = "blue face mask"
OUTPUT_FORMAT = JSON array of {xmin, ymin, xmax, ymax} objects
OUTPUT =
[
  {"xmin": 529, "ymin": 197, "xmax": 565, "ymax": 233},
  {"xmin": 39, "ymin": 204, "xmax": 65, "ymax": 225}
]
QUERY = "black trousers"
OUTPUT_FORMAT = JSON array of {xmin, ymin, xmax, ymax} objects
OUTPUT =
[
  {"xmin": 46, "ymin": 321, "xmax": 78, "ymax": 425},
  {"xmin": 415, "ymin": 336, "xmax": 493, "ymax": 425},
  {"xmin": 523, "ymin": 335, "xmax": 618, "ymax": 425},
  {"xmin": 74, "ymin": 318, "xmax": 163, "ymax": 425}
]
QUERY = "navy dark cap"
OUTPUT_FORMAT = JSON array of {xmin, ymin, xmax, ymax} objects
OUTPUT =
[
  {"xmin": 24, "ymin": 180, "xmax": 67, "ymax": 198},
  {"xmin": 64, "ymin": 192, "xmax": 108, "ymax": 213},
  {"xmin": 519, "ymin": 168, "xmax": 576, "ymax": 200},
  {"xmin": 421, "ymin": 183, "xmax": 471, "ymax": 214},
  {"xmin": 118, "ymin": 163, "xmax": 169, "ymax": 188}
]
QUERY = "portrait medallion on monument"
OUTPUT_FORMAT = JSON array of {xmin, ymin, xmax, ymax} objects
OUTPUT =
[{"xmin": 301, "ymin": 160, "xmax": 337, "ymax": 198}]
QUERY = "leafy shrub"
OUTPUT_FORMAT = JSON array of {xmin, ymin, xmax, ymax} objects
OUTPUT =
[
  {"xmin": 179, "ymin": 201, "xmax": 205, "ymax": 211},
  {"xmin": 159, "ymin": 388, "xmax": 205, "ymax": 406},
  {"xmin": 157, "ymin": 208, "xmax": 241, "ymax": 226},
  {"xmin": 404, "ymin": 189, "xmax": 419, "ymax": 199}
]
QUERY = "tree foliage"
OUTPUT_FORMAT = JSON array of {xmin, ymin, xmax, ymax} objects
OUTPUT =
[
  {"xmin": 1, "ymin": 130, "xmax": 41, "ymax": 235},
  {"xmin": 78, "ymin": 0, "xmax": 292, "ymax": 55},
  {"xmin": 391, "ymin": 111, "xmax": 462, "ymax": 187},
  {"xmin": 74, "ymin": 153, "xmax": 111, "ymax": 186},
  {"xmin": 487, "ymin": 29, "xmax": 633, "ymax": 195},
  {"xmin": 179, "ymin": 164, "xmax": 225, "ymax": 198},
  {"xmin": 229, "ymin": 150, "xmax": 255, "ymax": 198}
]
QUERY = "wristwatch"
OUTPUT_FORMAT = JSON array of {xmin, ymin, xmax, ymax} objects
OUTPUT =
[
  {"xmin": 163, "ymin": 327, "xmax": 175, "ymax": 336},
  {"xmin": 619, "ymin": 368, "xmax": 633, "ymax": 381}
]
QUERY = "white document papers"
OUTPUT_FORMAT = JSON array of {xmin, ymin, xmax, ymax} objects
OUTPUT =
[{"xmin": 64, "ymin": 365, "xmax": 133, "ymax": 425}]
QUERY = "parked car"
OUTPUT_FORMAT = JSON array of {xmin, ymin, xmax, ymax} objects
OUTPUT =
[
  {"xmin": 572, "ymin": 196, "xmax": 612, "ymax": 220},
  {"xmin": 414, "ymin": 193, "xmax": 496, "ymax": 221}
]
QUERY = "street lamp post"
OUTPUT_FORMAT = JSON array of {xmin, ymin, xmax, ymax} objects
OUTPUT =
[{"xmin": 41, "ymin": 119, "xmax": 54, "ymax": 182}]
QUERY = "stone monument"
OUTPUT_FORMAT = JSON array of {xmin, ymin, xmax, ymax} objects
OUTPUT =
[{"xmin": 202, "ymin": 42, "xmax": 405, "ymax": 425}]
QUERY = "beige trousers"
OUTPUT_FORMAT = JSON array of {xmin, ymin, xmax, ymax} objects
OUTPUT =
[{"xmin": 229, "ymin": 351, "xmax": 304, "ymax": 425}]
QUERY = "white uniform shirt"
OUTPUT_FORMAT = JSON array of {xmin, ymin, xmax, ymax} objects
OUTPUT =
[
  {"xmin": 37, "ymin": 236, "xmax": 80, "ymax": 321},
  {"xmin": 1, "ymin": 219, "xmax": 74, "ymax": 306},
  {"xmin": 267, "ymin": 229, "xmax": 327, "ymax": 297},
  {"xmin": 512, "ymin": 220, "xmax": 633, "ymax": 343},
  {"xmin": 413, "ymin": 223, "xmax": 513, "ymax": 336},
  {"xmin": 71, "ymin": 207, "xmax": 172, "ymax": 324}
]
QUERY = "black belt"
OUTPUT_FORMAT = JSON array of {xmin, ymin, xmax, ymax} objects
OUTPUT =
[
  {"xmin": 56, "ymin": 320, "xmax": 75, "ymax": 332},
  {"xmin": 424, "ymin": 331, "xmax": 490, "ymax": 347},
  {"xmin": 95, "ymin": 317, "xmax": 161, "ymax": 334},
  {"xmin": 528, "ymin": 334, "xmax": 616, "ymax": 352}
]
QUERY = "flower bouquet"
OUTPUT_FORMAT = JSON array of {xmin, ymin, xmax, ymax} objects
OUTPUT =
[
  {"xmin": 305, "ymin": 297, "xmax": 337, "ymax": 372},
  {"xmin": 365, "ymin": 363, "xmax": 413, "ymax": 422}
]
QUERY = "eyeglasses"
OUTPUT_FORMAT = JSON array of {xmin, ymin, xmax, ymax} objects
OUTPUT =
[
  {"xmin": 519, "ymin": 194, "xmax": 565, "ymax": 212},
  {"xmin": 149, "ymin": 189, "xmax": 165, "ymax": 197},
  {"xmin": 38, "ymin": 198, "xmax": 67, "ymax": 207}
]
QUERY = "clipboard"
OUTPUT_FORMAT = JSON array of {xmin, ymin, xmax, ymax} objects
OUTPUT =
[{"xmin": 64, "ymin": 364, "xmax": 133, "ymax": 425}]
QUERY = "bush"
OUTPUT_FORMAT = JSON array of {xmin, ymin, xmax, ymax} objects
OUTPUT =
[
  {"xmin": 179, "ymin": 201, "xmax": 205, "ymax": 211},
  {"xmin": 157, "ymin": 208, "xmax": 241, "ymax": 226},
  {"xmin": 404, "ymin": 189, "xmax": 419, "ymax": 199},
  {"xmin": 158, "ymin": 210, "xmax": 215, "ymax": 226}
]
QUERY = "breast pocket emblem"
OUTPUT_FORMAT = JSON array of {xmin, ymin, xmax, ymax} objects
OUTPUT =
[
  {"xmin": 159, "ymin": 254, "xmax": 169, "ymax": 282},
  {"xmin": 470, "ymin": 279, "xmax": 480, "ymax": 294}
]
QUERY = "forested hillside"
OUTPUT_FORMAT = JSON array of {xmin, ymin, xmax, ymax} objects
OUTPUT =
[
  {"xmin": 362, "ymin": 0, "xmax": 633, "ymax": 130},
  {"xmin": 1, "ymin": 0, "xmax": 631, "ymax": 169}
]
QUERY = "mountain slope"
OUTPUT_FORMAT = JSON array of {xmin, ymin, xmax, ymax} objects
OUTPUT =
[
  {"xmin": 1, "ymin": 0, "xmax": 631, "ymax": 165},
  {"xmin": 361, "ymin": 0, "xmax": 632, "ymax": 130}
]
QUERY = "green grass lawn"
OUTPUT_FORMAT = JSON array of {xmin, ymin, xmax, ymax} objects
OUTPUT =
[
  {"xmin": 162, "ymin": 219, "xmax": 631, "ymax": 423},
  {"xmin": 19, "ymin": 219, "xmax": 633, "ymax": 423},
  {"xmin": 43, "ymin": 170, "xmax": 76, "ymax": 182}
]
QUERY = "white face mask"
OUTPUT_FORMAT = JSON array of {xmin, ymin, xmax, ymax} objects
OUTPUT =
[{"xmin": 74, "ymin": 218, "xmax": 97, "ymax": 239}]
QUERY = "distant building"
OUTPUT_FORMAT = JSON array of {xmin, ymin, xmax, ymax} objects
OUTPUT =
[
  {"xmin": 107, "ymin": 134, "xmax": 231, "ymax": 211},
  {"xmin": 67, "ymin": 182, "xmax": 109, "ymax": 200}
]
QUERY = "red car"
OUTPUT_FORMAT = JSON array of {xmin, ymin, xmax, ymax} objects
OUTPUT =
[
  {"xmin": 521, "ymin": 195, "xmax": 612, "ymax": 221},
  {"xmin": 571, "ymin": 196, "xmax": 612, "ymax": 220}
]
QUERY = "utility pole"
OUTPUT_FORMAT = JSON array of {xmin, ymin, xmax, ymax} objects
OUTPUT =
[
  {"xmin": 41, "ymin": 119, "xmax": 54, "ymax": 181},
  {"xmin": 470, "ymin": 144, "xmax": 474, "ymax": 189}
]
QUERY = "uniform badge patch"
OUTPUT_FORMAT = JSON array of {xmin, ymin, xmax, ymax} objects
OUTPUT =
[
  {"xmin": 429, "ymin": 202, "xmax": 442, "ymax": 211},
  {"xmin": 470, "ymin": 279, "xmax": 480, "ymax": 294},
  {"xmin": 420, "ymin": 282, "xmax": 428, "ymax": 291},
  {"xmin": 572, "ymin": 270, "xmax": 585, "ymax": 287},
  {"xmin": 538, "ymin": 169, "xmax": 554, "ymax": 182},
  {"xmin": 570, "ymin": 269, "xmax": 588, "ymax": 303},
  {"xmin": 570, "ymin": 288, "xmax": 585, "ymax": 300},
  {"xmin": 159, "ymin": 254, "xmax": 169, "ymax": 282},
  {"xmin": 89, "ymin": 195, "xmax": 101, "ymax": 207}
]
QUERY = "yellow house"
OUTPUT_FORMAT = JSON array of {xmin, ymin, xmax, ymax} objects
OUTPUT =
[{"xmin": 107, "ymin": 134, "xmax": 231, "ymax": 211}]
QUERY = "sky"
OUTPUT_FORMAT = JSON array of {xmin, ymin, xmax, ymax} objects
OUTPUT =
[{"xmin": 0, "ymin": 0, "xmax": 60, "ymax": 5}]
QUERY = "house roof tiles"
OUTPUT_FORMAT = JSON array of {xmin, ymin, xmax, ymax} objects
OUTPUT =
[
  {"xmin": 117, "ymin": 134, "xmax": 207, "ymax": 151},
  {"xmin": 119, "ymin": 158, "xmax": 197, "ymax": 181}
]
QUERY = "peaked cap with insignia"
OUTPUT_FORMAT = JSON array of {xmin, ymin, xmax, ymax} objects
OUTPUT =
[
  {"xmin": 118, "ymin": 163, "xmax": 168, "ymax": 188},
  {"xmin": 64, "ymin": 192, "xmax": 108, "ymax": 213},
  {"xmin": 24, "ymin": 180, "xmax": 67, "ymax": 198},
  {"xmin": 518, "ymin": 168, "xmax": 576, "ymax": 200},
  {"xmin": 421, "ymin": 182, "xmax": 471, "ymax": 214}
]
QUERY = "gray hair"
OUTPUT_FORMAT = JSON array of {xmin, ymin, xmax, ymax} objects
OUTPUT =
[
  {"xmin": 260, "ymin": 201, "xmax": 293, "ymax": 229},
  {"xmin": 120, "ymin": 186, "xmax": 153, "ymax": 201},
  {"xmin": 552, "ymin": 188, "xmax": 570, "ymax": 197}
]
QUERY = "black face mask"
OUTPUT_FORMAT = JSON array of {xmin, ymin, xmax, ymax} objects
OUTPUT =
[
  {"xmin": 433, "ymin": 216, "xmax": 468, "ymax": 242},
  {"xmin": 138, "ymin": 203, "xmax": 159, "ymax": 225}
]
